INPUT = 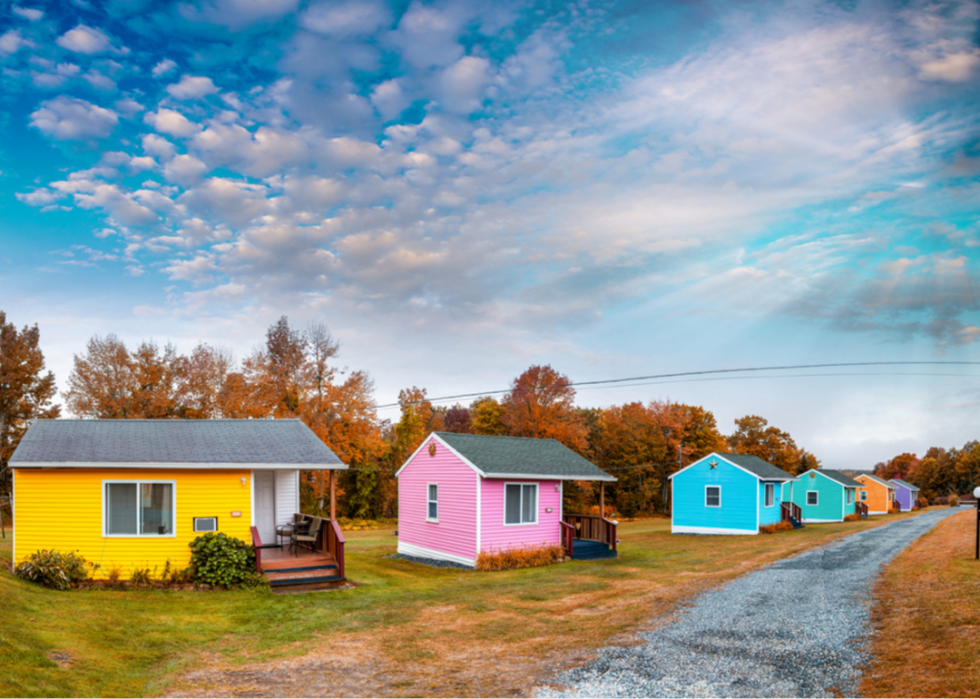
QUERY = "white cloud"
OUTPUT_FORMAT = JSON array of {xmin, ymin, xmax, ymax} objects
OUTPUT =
[
  {"xmin": 142, "ymin": 133, "xmax": 176, "ymax": 159},
  {"xmin": 83, "ymin": 69, "xmax": 116, "ymax": 91},
  {"xmin": 115, "ymin": 97, "xmax": 144, "ymax": 116},
  {"xmin": 439, "ymin": 55, "xmax": 491, "ymax": 113},
  {"xmin": 29, "ymin": 96, "xmax": 118, "ymax": 140},
  {"xmin": 16, "ymin": 187, "xmax": 65, "ymax": 206},
  {"xmin": 163, "ymin": 154, "xmax": 210, "ymax": 186},
  {"xmin": 56, "ymin": 25, "xmax": 113, "ymax": 54},
  {"xmin": 301, "ymin": 1, "xmax": 389, "ymax": 37},
  {"xmin": 370, "ymin": 79, "xmax": 408, "ymax": 120},
  {"xmin": 0, "ymin": 30, "xmax": 33, "ymax": 56},
  {"xmin": 151, "ymin": 58, "xmax": 177, "ymax": 77},
  {"xmin": 166, "ymin": 75, "xmax": 219, "ymax": 100},
  {"xmin": 918, "ymin": 48, "xmax": 980, "ymax": 82},
  {"xmin": 144, "ymin": 108, "xmax": 202, "ymax": 137},
  {"xmin": 12, "ymin": 6, "xmax": 43, "ymax": 21},
  {"xmin": 179, "ymin": 0, "xmax": 299, "ymax": 30}
]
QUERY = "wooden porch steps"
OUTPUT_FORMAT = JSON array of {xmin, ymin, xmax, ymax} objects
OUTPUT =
[
  {"xmin": 570, "ymin": 539, "xmax": 617, "ymax": 560},
  {"xmin": 257, "ymin": 543, "xmax": 344, "ymax": 592}
]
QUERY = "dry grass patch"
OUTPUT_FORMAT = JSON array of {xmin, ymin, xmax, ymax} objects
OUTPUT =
[
  {"xmin": 476, "ymin": 544, "xmax": 564, "ymax": 571},
  {"xmin": 863, "ymin": 509, "xmax": 980, "ymax": 697}
]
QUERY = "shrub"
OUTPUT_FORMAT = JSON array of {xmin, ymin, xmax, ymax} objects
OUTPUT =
[
  {"xmin": 130, "ymin": 566, "xmax": 153, "ymax": 585},
  {"xmin": 949, "ymin": 494, "xmax": 960, "ymax": 507},
  {"xmin": 105, "ymin": 564, "xmax": 124, "ymax": 587},
  {"xmin": 759, "ymin": 521, "xmax": 794, "ymax": 534},
  {"xmin": 888, "ymin": 504, "xmax": 901, "ymax": 514},
  {"xmin": 15, "ymin": 550, "xmax": 89, "ymax": 590},
  {"xmin": 188, "ymin": 532, "xmax": 257, "ymax": 587},
  {"xmin": 843, "ymin": 513, "xmax": 861, "ymax": 522},
  {"xmin": 476, "ymin": 544, "xmax": 564, "ymax": 572},
  {"xmin": 161, "ymin": 559, "xmax": 193, "ymax": 586},
  {"xmin": 918, "ymin": 496, "xmax": 929, "ymax": 508}
]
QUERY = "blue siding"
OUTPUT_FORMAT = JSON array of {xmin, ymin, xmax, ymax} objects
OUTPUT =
[
  {"xmin": 758, "ymin": 481, "xmax": 783, "ymax": 525},
  {"xmin": 672, "ymin": 456, "xmax": 759, "ymax": 532}
]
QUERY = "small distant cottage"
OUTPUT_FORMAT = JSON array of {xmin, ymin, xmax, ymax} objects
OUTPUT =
[
  {"xmin": 854, "ymin": 473, "xmax": 896, "ymax": 515},
  {"xmin": 888, "ymin": 478, "xmax": 921, "ymax": 512},
  {"xmin": 669, "ymin": 452, "xmax": 799, "ymax": 535},
  {"xmin": 786, "ymin": 469, "xmax": 861, "ymax": 523},
  {"xmin": 395, "ymin": 432, "xmax": 618, "ymax": 567}
]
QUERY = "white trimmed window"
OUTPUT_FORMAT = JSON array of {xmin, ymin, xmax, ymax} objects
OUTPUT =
[
  {"xmin": 705, "ymin": 485, "xmax": 721, "ymax": 508},
  {"xmin": 861, "ymin": 490, "xmax": 867, "ymax": 501},
  {"xmin": 806, "ymin": 491, "xmax": 818, "ymax": 506},
  {"xmin": 504, "ymin": 483, "xmax": 538, "ymax": 525},
  {"xmin": 846, "ymin": 489, "xmax": 854, "ymax": 505},
  {"xmin": 104, "ymin": 481, "xmax": 174, "ymax": 537},
  {"xmin": 426, "ymin": 484, "xmax": 438, "ymax": 522},
  {"xmin": 764, "ymin": 483, "xmax": 775, "ymax": 507}
]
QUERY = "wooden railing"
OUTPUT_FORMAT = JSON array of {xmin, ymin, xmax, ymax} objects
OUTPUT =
[
  {"xmin": 562, "ymin": 514, "xmax": 617, "ymax": 551},
  {"xmin": 327, "ymin": 519, "xmax": 346, "ymax": 580},
  {"xmin": 560, "ymin": 521, "xmax": 575, "ymax": 557},
  {"xmin": 781, "ymin": 502, "xmax": 802, "ymax": 523},
  {"xmin": 855, "ymin": 501, "xmax": 869, "ymax": 518},
  {"xmin": 250, "ymin": 526, "xmax": 263, "ymax": 573}
]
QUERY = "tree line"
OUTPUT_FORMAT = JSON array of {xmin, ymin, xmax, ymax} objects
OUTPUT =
[
  {"xmin": 0, "ymin": 311, "xmax": 833, "ymax": 518},
  {"xmin": 872, "ymin": 445, "xmax": 980, "ymax": 504}
]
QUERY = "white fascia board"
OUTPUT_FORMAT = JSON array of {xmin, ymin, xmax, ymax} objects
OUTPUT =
[
  {"xmin": 397, "ymin": 541, "xmax": 476, "ymax": 568},
  {"xmin": 672, "ymin": 524, "xmax": 758, "ymax": 536},
  {"xmin": 803, "ymin": 518, "xmax": 842, "ymax": 524},
  {"xmin": 394, "ymin": 433, "xmax": 486, "ymax": 479},
  {"xmin": 669, "ymin": 452, "xmax": 790, "ymax": 483},
  {"xmin": 481, "ymin": 472, "xmax": 616, "ymax": 482},
  {"xmin": 11, "ymin": 462, "xmax": 346, "ymax": 470}
]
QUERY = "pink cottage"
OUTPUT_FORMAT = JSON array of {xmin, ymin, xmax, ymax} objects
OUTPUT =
[{"xmin": 396, "ymin": 432, "xmax": 618, "ymax": 567}]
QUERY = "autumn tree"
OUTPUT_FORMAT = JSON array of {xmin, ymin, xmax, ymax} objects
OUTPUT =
[
  {"xmin": 727, "ymin": 415, "xmax": 817, "ymax": 475},
  {"xmin": 0, "ymin": 312, "xmax": 60, "ymax": 492},
  {"xmin": 65, "ymin": 336, "xmax": 182, "ymax": 418},
  {"xmin": 470, "ymin": 396, "xmax": 507, "ymax": 435},
  {"xmin": 874, "ymin": 453, "xmax": 919, "ymax": 481},
  {"xmin": 243, "ymin": 316, "xmax": 308, "ymax": 417},
  {"xmin": 501, "ymin": 365, "xmax": 587, "ymax": 451},
  {"xmin": 443, "ymin": 405, "xmax": 472, "ymax": 433}
]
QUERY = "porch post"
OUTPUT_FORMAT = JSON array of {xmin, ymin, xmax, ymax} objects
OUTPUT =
[
  {"xmin": 600, "ymin": 482, "xmax": 605, "ymax": 519},
  {"xmin": 329, "ymin": 469, "xmax": 336, "ymax": 521}
]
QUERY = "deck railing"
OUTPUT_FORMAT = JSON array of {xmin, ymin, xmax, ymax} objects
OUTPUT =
[
  {"xmin": 559, "ymin": 521, "xmax": 575, "ymax": 557},
  {"xmin": 562, "ymin": 514, "xmax": 617, "ymax": 551},
  {"xmin": 780, "ymin": 501, "xmax": 802, "ymax": 523},
  {"xmin": 249, "ymin": 526, "xmax": 263, "ymax": 573},
  {"xmin": 855, "ymin": 501, "xmax": 869, "ymax": 518}
]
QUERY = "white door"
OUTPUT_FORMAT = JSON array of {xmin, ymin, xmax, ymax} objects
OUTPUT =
[{"xmin": 254, "ymin": 470, "xmax": 276, "ymax": 544}]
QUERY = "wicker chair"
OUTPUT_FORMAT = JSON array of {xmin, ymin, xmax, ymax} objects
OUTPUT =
[{"xmin": 290, "ymin": 517, "xmax": 322, "ymax": 556}]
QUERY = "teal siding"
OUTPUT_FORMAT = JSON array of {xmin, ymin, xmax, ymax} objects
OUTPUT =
[
  {"xmin": 791, "ymin": 471, "xmax": 854, "ymax": 521},
  {"xmin": 758, "ymin": 481, "xmax": 783, "ymax": 526},
  {"xmin": 672, "ymin": 457, "xmax": 759, "ymax": 532}
]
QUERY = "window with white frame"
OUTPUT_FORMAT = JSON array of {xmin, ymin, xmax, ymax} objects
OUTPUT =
[
  {"xmin": 104, "ymin": 481, "xmax": 174, "ymax": 536},
  {"xmin": 426, "ymin": 484, "xmax": 438, "ymax": 522},
  {"xmin": 764, "ymin": 483, "xmax": 775, "ymax": 507},
  {"xmin": 846, "ymin": 489, "xmax": 854, "ymax": 505},
  {"xmin": 504, "ymin": 483, "xmax": 538, "ymax": 525},
  {"xmin": 861, "ymin": 490, "xmax": 867, "ymax": 501},
  {"xmin": 806, "ymin": 490, "xmax": 818, "ymax": 506},
  {"xmin": 705, "ymin": 485, "xmax": 721, "ymax": 508}
]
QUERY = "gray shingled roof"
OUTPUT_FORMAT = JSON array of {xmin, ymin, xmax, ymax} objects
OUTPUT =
[
  {"xmin": 10, "ymin": 419, "xmax": 345, "ymax": 467},
  {"xmin": 434, "ymin": 432, "xmax": 615, "ymax": 481},
  {"xmin": 717, "ymin": 453, "xmax": 797, "ymax": 481},
  {"xmin": 817, "ymin": 469, "xmax": 862, "ymax": 488},
  {"xmin": 889, "ymin": 478, "xmax": 919, "ymax": 491},
  {"xmin": 857, "ymin": 473, "xmax": 894, "ymax": 488}
]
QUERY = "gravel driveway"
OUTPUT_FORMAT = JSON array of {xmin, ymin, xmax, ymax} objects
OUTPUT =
[{"xmin": 538, "ymin": 508, "xmax": 963, "ymax": 698}]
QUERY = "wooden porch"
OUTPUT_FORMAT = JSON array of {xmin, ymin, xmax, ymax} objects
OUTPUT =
[
  {"xmin": 781, "ymin": 501, "xmax": 804, "ymax": 528},
  {"xmin": 561, "ymin": 514, "xmax": 618, "ymax": 560},
  {"xmin": 251, "ymin": 514, "xmax": 346, "ymax": 592}
]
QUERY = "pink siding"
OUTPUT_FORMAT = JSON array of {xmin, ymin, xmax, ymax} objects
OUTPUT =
[
  {"xmin": 480, "ymin": 478, "xmax": 562, "ymax": 553},
  {"xmin": 397, "ymin": 436, "xmax": 478, "ymax": 561}
]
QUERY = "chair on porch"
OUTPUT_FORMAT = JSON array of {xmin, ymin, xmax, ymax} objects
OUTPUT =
[{"xmin": 290, "ymin": 516, "xmax": 322, "ymax": 556}]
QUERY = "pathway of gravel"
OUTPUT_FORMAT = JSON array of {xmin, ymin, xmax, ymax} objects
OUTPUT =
[{"xmin": 538, "ymin": 508, "xmax": 962, "ymax": 698}]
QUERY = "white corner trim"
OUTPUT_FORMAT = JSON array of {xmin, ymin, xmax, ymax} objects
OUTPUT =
[
  {"xmin": 397, "ymin": 540, "xmax": 476, "ymax": 568},
  {"xmin": 672, "ymin": 524, "xmax": 757, "ymax": 536},
  {"xmin": 10, "ymin": 469, "xmax": 16, "ymax": 573},
  {"xmin": 250, "ymin": 470, "xmax": 255, "ymax": 528},
  {"xmin": 475, "ymin": 470, "xmax": 482, "ymax": 556}
]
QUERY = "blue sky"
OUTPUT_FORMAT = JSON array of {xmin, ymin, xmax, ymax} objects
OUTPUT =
[{"xmin": 1, "ymin": 0, "xmax": 979, "ymax": 467}]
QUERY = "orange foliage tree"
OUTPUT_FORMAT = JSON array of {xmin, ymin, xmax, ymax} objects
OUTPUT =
[
  {"xmin": 501, "ymin": 365, "xmax": 587, "ymax": 451},
  {"xmin": 727, "ymin": 415, "xmax": 818, "ymax": 476},
  {"xmin": 0, "ymin": 312, "xmax": 60, "ymax": 493}
]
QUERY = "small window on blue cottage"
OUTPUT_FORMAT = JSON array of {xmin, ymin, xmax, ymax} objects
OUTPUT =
[{"xmin": 705, "ymin": 485, "xmax": 721, "ymax": 508}]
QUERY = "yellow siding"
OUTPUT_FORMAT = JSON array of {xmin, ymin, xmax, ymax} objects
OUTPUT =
[{"xmin": 13, "ymin": 468, "xmax": 252, "ymax": 578}]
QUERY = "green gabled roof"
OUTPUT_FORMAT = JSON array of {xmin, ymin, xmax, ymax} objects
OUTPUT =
[
  {"xmin": 817, "ymin": 469, "xmax": 862, "ymax": 488},
  {"xmin": 433, "ymin": 432, "xmax": 616, "ymax": 482},
  {"xmin": 717, "ymin": 453, "xmax": 797, "ymax": 481},
  {"xmin": 858, "ymin": 473, "xmax": 895, "ymax": 488},
  {"xmin": 889, "ymin": 478, "xmax": 919, "ymax": 491}
]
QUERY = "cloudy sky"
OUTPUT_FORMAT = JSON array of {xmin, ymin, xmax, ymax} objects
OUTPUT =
[{"xmin": 1, "ymin": 0, "xmax": 979, "ymax": 468}]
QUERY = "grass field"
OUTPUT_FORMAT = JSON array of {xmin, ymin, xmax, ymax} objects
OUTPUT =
[
  {"xmin": 0, "ymin": 509, "xmax": 937, "ymax": 697},
  {"xmin": 863, "ymin": 507, "xmax": 980, "ymax": 698}
]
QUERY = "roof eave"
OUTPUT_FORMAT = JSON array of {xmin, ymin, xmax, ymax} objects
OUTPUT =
[
  {"xmin": 481, "ymin": 472, "xmax": 617, "ymax": 482},
  {"xmin": 11, "ymin": 461, "xmax": 347, "ymax": 470}
]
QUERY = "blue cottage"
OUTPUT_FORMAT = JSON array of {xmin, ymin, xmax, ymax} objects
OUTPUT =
[{"xmin": 669, "ymin": 452, "xmax": 799, "ymax": 535}]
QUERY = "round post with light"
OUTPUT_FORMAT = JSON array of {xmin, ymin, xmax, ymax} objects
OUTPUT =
[{"xmin": 974, "ymin": 486, "xmax": 980, "ymax": 561}]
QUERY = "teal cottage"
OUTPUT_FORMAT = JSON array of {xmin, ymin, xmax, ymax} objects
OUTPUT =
[
  {"xmin": 784, "ymin": 469, "xmax": 861, "ymax": 523},
  {"xmin": 669, "ymin": 452, "xmax": 799, "ymax": 535}
]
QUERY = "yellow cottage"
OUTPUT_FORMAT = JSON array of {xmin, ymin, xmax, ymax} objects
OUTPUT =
[{"xmin": 10, "ymin": 419, "xmax": 347, "ymax": 578}]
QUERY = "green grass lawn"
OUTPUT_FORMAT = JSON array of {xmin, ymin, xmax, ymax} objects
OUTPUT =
[{"xmin": 0, "ymin": 509, "xmax": 941, "ymax": 697}]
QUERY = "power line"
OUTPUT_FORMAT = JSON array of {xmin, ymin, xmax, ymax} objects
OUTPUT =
[{"xmin": 373, "ymin": 361, "xmax": 980, "ymax": 410}]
